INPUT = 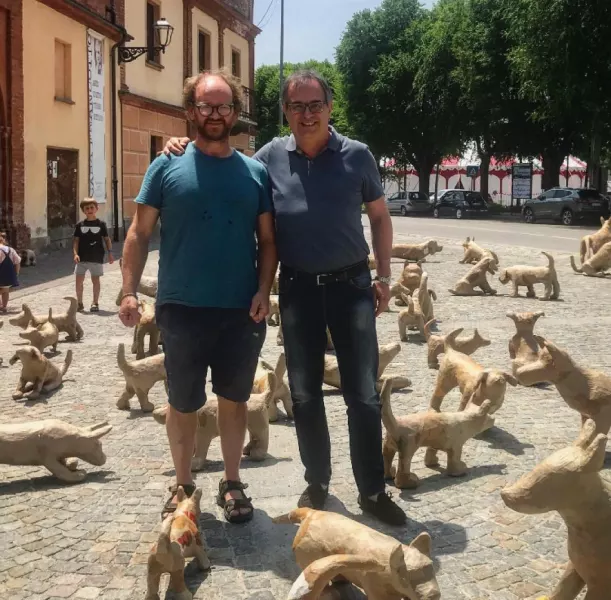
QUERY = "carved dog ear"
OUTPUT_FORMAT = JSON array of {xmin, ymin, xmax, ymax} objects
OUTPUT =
[
  {"xmin": 575, "ymin": 419, "xmax": 608, "ymax": 472},
  {"xmin": 409, "ymin": 531, "xmax": 432, "ymax": 557},
  {"xmin": 87, "ymin": 422, "xmax": 113, "ymax": 439},
  {"xmin": 176, "ymin": 486, "xmax": 186, "ymax": 502},
  {"xmin": 503, "ymin": 372, "xmax": 519, "ymax": 387},
  {"xmin": 428, "ymin": 290, "xmax": 437, "ymax": 301}
]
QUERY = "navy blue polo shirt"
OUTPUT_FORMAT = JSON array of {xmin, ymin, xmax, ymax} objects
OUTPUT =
[{"xmin": 254, "ymin": 127, "xmax": 384, "ymax": 273}]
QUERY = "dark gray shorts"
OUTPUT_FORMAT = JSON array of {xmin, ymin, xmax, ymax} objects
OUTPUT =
[{"xmin": 156, "ymin": 304, "xmax": 266, "ymax": 413}]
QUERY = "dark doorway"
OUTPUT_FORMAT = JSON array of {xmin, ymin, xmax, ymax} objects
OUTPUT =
[{"xmin": 47, "ymin": 148, "xmax": 78, "ymax": 242}]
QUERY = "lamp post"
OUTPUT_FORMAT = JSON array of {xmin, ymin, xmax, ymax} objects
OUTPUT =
[
  {"xmin": 109, "ymin": 18, "xmax": 174, "ymax": 242},
  {"xmin": 278, "ymin": 0, "xmax": 284, "ymax": 132}
]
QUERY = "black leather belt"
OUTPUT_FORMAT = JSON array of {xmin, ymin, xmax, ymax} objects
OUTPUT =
[{"xmin": 281, "ymin": 260, "xmax": 369, "ymax": 286}]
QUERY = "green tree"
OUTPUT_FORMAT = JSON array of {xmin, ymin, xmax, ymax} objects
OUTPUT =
[{"xmin": 254, "ymin": 60, "xmax": 352, "ymax": 149}]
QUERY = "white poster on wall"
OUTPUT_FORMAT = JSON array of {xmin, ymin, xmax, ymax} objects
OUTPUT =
[{"xmin": 87, "ymin": 30, "xmax": 106, "ymax": 203}]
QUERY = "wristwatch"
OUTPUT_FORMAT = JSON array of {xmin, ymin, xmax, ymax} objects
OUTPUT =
[{"xmin": 375, "ymin": 275, "xmax": 392, "ymax": 285}]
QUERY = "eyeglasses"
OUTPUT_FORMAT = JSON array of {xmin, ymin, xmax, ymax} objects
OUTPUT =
[
  {"xmin": 286, "ymin": 101, "xmax": 326, "ymax": 115},
  {"xmin": 194, "ymin": 103, "xmax": 234, "ymax": 117}
]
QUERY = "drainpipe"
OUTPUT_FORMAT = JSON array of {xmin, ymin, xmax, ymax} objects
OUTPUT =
[{"xmin": 108, "ymin": 0, "xmax": 121, "ymax": 242}]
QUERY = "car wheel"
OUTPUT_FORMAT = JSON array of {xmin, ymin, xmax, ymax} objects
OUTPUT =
[
  {"xmin": 456, "ymin": 208, "xmax": 463, "ymax": 219},
  {"xmin": 400, "ymin": 206, "xmax": 407, "ymax": 216},
  {"xmin": 562, "ymin": 209, "xmax": 573, "ymax": 226},
  {"xmin": 523, "ymin": 208, "xmax": 535, "ymax": 224},
  {"xmin": 433, "ymin": 208, "xmax": 440, "ymax": 218}
]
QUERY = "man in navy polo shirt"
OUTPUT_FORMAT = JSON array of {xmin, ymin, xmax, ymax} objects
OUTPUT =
[{"xmin": 164, "ymin": 70, "xmax": 405, "ymax": 526}]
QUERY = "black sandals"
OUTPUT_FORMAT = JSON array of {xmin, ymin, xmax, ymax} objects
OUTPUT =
[{"xmin": 216, "ymin": 479, "xmax": 253, "ymax": 524}]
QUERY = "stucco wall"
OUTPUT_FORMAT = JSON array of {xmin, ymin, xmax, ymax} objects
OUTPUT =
[
  {"xmin": 22, "ymin": 0, "xmax": 115, "ymax": 242},
  {"xmin": 123, "ymin": 0, "xmax": 184, "ymax": 108},
  {"xmin": 192, "ymin": 8, "xmax": 219, "ymax": 75},
  {"xmin": 223, "ymin": 28, "xmax": 250, "ymax": 88}
]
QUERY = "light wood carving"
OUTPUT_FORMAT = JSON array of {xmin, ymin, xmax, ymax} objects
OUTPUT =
[{"xmin": 424, "ymin": 319, "xmax": 490, "ymax": 370}]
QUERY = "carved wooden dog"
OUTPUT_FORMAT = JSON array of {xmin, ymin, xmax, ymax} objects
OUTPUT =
[
  {"xmin": 115, "ymin": 259, "xmax": 158, "ymax": 305},
  {"xmin": 267, "ymin": 296, "xmax": 280, "ymax": 326},
  {"xmin": 0, "ymin": 420, "xmax": 112, "ymax": 482},
  {"xmin": 501, "ymin": 419, "xmax": 611, "ymax": 600},
  {"xmin": 389, "ymin": 281, "xmax": 411, "ymax": 308},
  {"xmin": 9, "ymin": 297, "xmax": 83, "ymax": 341},
  {"xmin": 448, "ymin": 257, "xmax": 498, "ymax": 296},
  {"xmin": 152, "ymin": 373, "xmax": 275, "ymax": 470},
  {"xmin": 254, "ymin": 353, "xmax": 292, "ymax": 421},
  {"xmin": 398, "ymin": 293, "xmax": 426, "ymax": 342},
  {"xmin": 146, "ymin": 487, "xmax": 209, "ymax": 600},
  {"xmin": 391, "ymin": 240, "xmax": 443, "ymax": 262},
  {"xmin": 381, "ymin": 379, "xmax": 494, "ymax": 488},
  {"xmin": 507, "ymin": 311, "xmax": 546, "ymax": 380},
  {"xmin": 116, "ymin": 343, "xmax": 167, "ymax": 412},
  {"xmin": 499, "ymin": 252, "xmax": 560, "ymax": 300},
  {"xmin": 274, "ymin": 508, "xmax": 441, "ymax": 600},
  {"xmin": 9, "ymin": 347, "xmax": 72, "ymax": 400},
  {"xmin": 579, "ymin": 215, "xmax": 611, "ymax": 263},
  {"xmin": 424, "ymin": 319, "xmax": 490, "ymax": 370},
  {"xmin": 459, "ymin": 237, "xmax": 499, "ymax": 265},
  {"xmin": 513, "ymin": 336, "xmax": 611, "ymax": 435},
  {"xmin": 418, "ymin": 272, "xmax": 436, "ymax": 322},
  {"xmin": 571, "ymin": 240, "xmax": 611, "ymax": 277},
  {"xmin": 430, "ymin": 329, "xmax": 517, "ymax": 413},
  {"xmin": 131, "ymin": 299, "xmax": 160, "ymax": 359},
  {"xmin": 19, "ymin": 308, "xmax": 59, "ymax": 353},
  {"xmin": 398, "ymin": 260, "xmax": 423, "ymax": 297}
]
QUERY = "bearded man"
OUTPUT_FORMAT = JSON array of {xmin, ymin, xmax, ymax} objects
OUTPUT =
[{"xmin": 118, "ymin": 70, "xmax": 277, "ymax": 524}]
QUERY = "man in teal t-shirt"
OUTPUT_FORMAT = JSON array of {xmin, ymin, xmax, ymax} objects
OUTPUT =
[{"xmin": 118, "ymin": 71, "xmax": 277, "ymax": 526}]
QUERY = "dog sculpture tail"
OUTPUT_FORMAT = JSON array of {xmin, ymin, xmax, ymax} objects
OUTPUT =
[
  {"xmin": 423, "ymin": 319, "xmax": 435, "ymax": 341},
  {"xmin": 472, "ymin": 329, "xmax": 491, "ymax": 347},
  {"xmin": 47, "ymin": 307, "xmax": 54, "ymax": 324},
  {"xmin": 541, "ymin": 251, "xmax": 555, "ymax": 270},
  {"xmin": 252, "ymin": 372, "xmax": 277, "ymax": 412},
  {"xmin": 275, "ymin": 353, "xmax": 287, "ymax": 380},
  {"xmin": 579, "ymin": 237, "xmax": 589, "ymax": 264},
  {"xmin": 272, "ymin": 507, "xmax": 314, "ymax": 524},
  {"xmin": 570, "ymin": 255, "xmax": 584, "ymax": 273},
  {"xmin": 379, "ymin": 378, "xmax": 400, "ymax": 440},
  {"xmin": 117, "ymin": 343, "xmax": 130, "ymax": 374},
  {"xmin": 63, "ymin": 296, "xmax": 79, "ymax": 316},
  {"xmin": 61, "ymin": 350, "xmax": 73, "ymax": 377},
  {"xmin": 444, "ymin": 328, "xmax": 464, "ymax": 351},
  {"xmin": 152, "ymin": 514, "xmax": 178, "ymax": 571}
]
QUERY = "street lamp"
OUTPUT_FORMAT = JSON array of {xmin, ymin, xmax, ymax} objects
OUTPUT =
[{"xmin": 117, "ymin": 18, "xmax": 174, "ymax": 63}]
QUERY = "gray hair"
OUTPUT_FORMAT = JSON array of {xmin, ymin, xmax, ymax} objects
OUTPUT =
[{"xmin": 282, "ymin": 70, "xmax": 333, "ymax": 105}]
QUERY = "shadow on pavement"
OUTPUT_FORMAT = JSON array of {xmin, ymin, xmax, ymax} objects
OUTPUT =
[
  {"xmin": 475, "ymin": 426, "xmax": 535, "ymax": 456},
  {"xmin": 0, "ymin": 469, "xmax": 117, "ymax": 495}
]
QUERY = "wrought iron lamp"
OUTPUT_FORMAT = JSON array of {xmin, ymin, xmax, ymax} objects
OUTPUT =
[{"xmin": 117, "ymin": 18, "xmax": 174, "ymax": 63}]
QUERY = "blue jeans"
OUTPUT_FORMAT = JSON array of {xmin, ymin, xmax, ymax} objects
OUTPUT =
[{"xmin": 278, "ymin": 264, "xmax": 385, "ymax": 497}]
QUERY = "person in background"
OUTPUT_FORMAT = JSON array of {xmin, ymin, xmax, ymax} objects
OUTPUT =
[{"xmin": 0, "ymin": 232, "xmax": 21, "ymax": 313}]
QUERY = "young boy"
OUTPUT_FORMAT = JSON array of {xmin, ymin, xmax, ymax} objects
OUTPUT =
[
  {"xmin": 73, "ymin": 198, "xmax": 114, "ymax": 312},
  {"xmin": 0, "ymin": 232, "xmax": 21, "ymax": 313}
]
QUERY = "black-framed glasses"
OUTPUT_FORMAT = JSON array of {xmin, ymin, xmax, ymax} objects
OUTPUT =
[
  {"xmin": 286, "ymin": 101, "xmax": 326, "ymax": 115},
  {"xmin": 194, "ymin": 103, "xmax": 234, "ymax": 117}
]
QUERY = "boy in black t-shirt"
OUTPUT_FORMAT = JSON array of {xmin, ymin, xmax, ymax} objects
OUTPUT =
[{"xmin": 73, "ymin": 198, "xmax": 114, "ymax": 312}]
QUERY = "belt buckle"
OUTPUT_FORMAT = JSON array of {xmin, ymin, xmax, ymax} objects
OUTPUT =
[{"xmin": 316, "ymin": 273, "xmax": 330, "ymax": 286}]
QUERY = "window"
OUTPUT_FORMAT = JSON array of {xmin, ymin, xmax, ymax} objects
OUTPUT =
[
  {"xmin": 146, "ymin": 1, "xmax": 161, "ymax": 63},
  {"xmin": 54, "ymin": 40, "xmax": 72, "ymax": 101},
  {"xmin": 150, "ymin": 135, "xmax": 163, "ymax": 163},
  {"xmin": 198, "ymin": 30, "xmax": 211, "ymax": 72},
  {"xmin": 231, "ymin": 48, "xmax": 241, "ymax": 79}
]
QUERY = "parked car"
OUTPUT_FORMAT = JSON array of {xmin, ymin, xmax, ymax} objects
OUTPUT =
[
  {"xmin": 522, "ymin": 188, "xmax": 610, "ymax": 226},
  {"xmin": 432, "ymin": 190, "xmax": 489, "ymax": 219},
  {"xmin": 386, "ymin": 191, "xmax": 433, "ymax": 216}
]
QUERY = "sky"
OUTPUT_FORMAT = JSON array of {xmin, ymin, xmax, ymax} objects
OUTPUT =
[{"xmin": 253, "ymin": 0, "xmax": 435, "ymax": 68}]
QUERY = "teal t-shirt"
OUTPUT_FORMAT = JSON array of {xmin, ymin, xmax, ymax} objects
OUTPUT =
[{"xmin": 135, "ymin": 144, "xmax": 272, "ymax": 309}]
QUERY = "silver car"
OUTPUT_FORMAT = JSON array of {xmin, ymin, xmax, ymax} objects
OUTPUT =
[
  {"xmin": 386, "ymin": 191, "xmax": 432, "ymax": 216},
  {"xmin": 522, "ymin": 188, "xmax": 609, "ymax": 226}
]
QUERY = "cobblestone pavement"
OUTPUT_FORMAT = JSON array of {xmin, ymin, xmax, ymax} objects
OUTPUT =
[{"xmin": 1, "ymin": 223, "xmax": 609, "ymax": 600}]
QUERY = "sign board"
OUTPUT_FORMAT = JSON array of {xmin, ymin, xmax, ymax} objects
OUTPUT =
[
  {"xmin": 512, "ymin": 163, "xmax": 533, "ymax": 199},
  {"xmin": 248, "ymin": 136, "xmax": 256, "ymax": 150},
  {"xmin": 87, "ymin": 30, "xmax": 106, "ymax": 203},
  {"xmin": 466, "ymin": 165, "xmax": 479, "ymax": 178}
]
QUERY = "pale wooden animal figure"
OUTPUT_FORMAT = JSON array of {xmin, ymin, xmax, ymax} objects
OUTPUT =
[
  {"xmin": 288, "ymin": 555, "xmax": 384, "ymax": 600},
  {"xmin": 459, "ymin": 237, "xmax": 499, "ymax": 265},
  {"xmin": 498, "ymin": 252, "xmax": 560, "ymax": 300},
  {"xmin": 579, "ymin": 215, "xmax": 611, "ymax": 263},
  {"xmin": 507, "ymin": 311, "xmax": 546, "ymax": 380},
  {"xmin": 115, "ymin": 262, "xmax": 158, "ymax": 305},
  {"xmin": 152, "ymin": 373, "xmax": 275, "ymax": 470},
  {"xmin": 389, "ymin": 281, "xmax": 411, "ymax": 308},
  {"xmin": 146, "ymin": 487, "xmax": 209, "ymax": 600},
  {"xmin": 267, "ymin": 296, "xmax": 280, "ymax": 326},
  {"xmin": 391, "ymin": 240, "xmax": 443, "ymax": 262},
  {"xmin": 9, "ymin": 296, "xmax": 83, "ymax": 340},
  {"xmin": 380, "ymin": 379, "xmax": 494, "ymax": 488},
  {"xmin": 513, "ymin": 336, "xmax": 611, "ymax": 435},
  {"xmin": 398, "ymin": 261, "xmax": 423, "ymax": 297},
  {"xmin": 116, "ymin": 343, "xmax": 167, "ymax": 412},
  {"xmin": 19, "ymin": 249, "xmax": 36, "ymax": 266},
  {"xmin": 19, "ymin": 308, "xmax": 59, "ymax": 353},
  {"xmin": 324, "ymin": 342, "xmax": 411, "ymax": 391},
  {"xmin": 0, "ymin": 420, "xmax": 112, "ymax": 482},
  {"xmin": 423, "ymin": 319, "xmax": 490, "ymax": 370},
  {"xmin": 9, "ymin": 347, "xmax": 73, "ymax": 400},
  {"xmin": 131, "ymin": 299, "xmax": 160, "ymax": 359},
  {"xmin": 448, "ymin": 256, "xmax": 498, "ymax": 296},
  {"xmin": 274, "ymin": 508, "xmax": 440, "ymax": 600},
  {"xmin": 571, "ymin": 240, "xmax": 611, "ymax": 277},
  {"xmin": 254, "ymin": 353, "xmax": 292, "ymax": 421},
  {"xmin": 398, "ymin": 293, "xmax": 426, "ymax": 342},
  {"xmin": 417, "ymin": 272, "xmax": 436, "ymax": 322},
  {"xmin": 430, "ymin": 329, "xmax": 517, "ymax": 413},
  {"xmin": 501, "ymin": 419, "xmax": 611, "ymax": 600}
]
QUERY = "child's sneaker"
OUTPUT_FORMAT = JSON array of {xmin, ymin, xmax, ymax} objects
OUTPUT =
[{"xmin": 90, "ymin": 303, "xmax": 99, "ymax": 313}]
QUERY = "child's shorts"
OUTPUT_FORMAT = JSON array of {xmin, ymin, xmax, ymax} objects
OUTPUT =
[{"xmin": 75, "ymin": 262, "xmax": 104, "ymax": 277}]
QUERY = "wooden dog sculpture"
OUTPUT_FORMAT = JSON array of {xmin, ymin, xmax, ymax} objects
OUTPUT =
[
  {"xmin": 146, "ymin": 486, "xmax": 210, "ymax": 600},
  {"xmin": 274, "ymin": 508, "xmax": 441, "ymax": 600},
  {"xmin": 131, "ymin": 299, "xmax": 161, "ymax": 359},
  {"xmin": 0, "ymin": 420, "xmax": 112, "ymax": 482},
  {"xmin": 381, "ymin": 379, "xmax": 494, "ymax": 488},
  {"xmin": 507, "ymin": 311, "xmax": 546, "ymax": 380},
  {"xmin": 579, "ymin": 215, "xmax": 611, "ymax": 263},
  {"xmin": 9, "ymin": 347, "xmax": 73, "ymax": 400},
  {"xmin": 448, "ymin": 257, "xmax": 498, "ymax": 296},
  {"xmin": 19, "ymin": 308, "xmax": 59, "ymax": 353},
  {"xmin": 501, "ymin": 419, "xmax": 611, "ymax": 600},
  {"xmin": 254, "ymin": 353, "xmax": 292, "ymax": 421},
  {"xmin": 398, "ymin": 293, "xmax": 427, "ymax": 342},
  {"xmin": 391, "ymin": 240, "xmax": 443, "ymax": 262},
  {"xmin": 9, "ymin": 297, "xmax": 83, "ymax": 341},
  {"xmin": 571, "ymin": 240, "xmax": 611, "ymax": 277},
  {"xmin": 498, "ymin": 252, "xmax": 560, "ymax": 300},
  {"xmin": 430, "ymin": 329, "xmax": 517, "ymax": 414},
  {"xmin": 424, "ymin": 319, "xmax": 490, "ymax": 370},
  {"xmin": 513, "ymin": 336, "xmax": 611, "ymax": 435},
  {"xmin": 460, "ymin": 237, "xmax": 499, "ymax": 265},
  {"xmin": 398, "ymin": 261, "xmax": 423, "ymax": 297}
]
